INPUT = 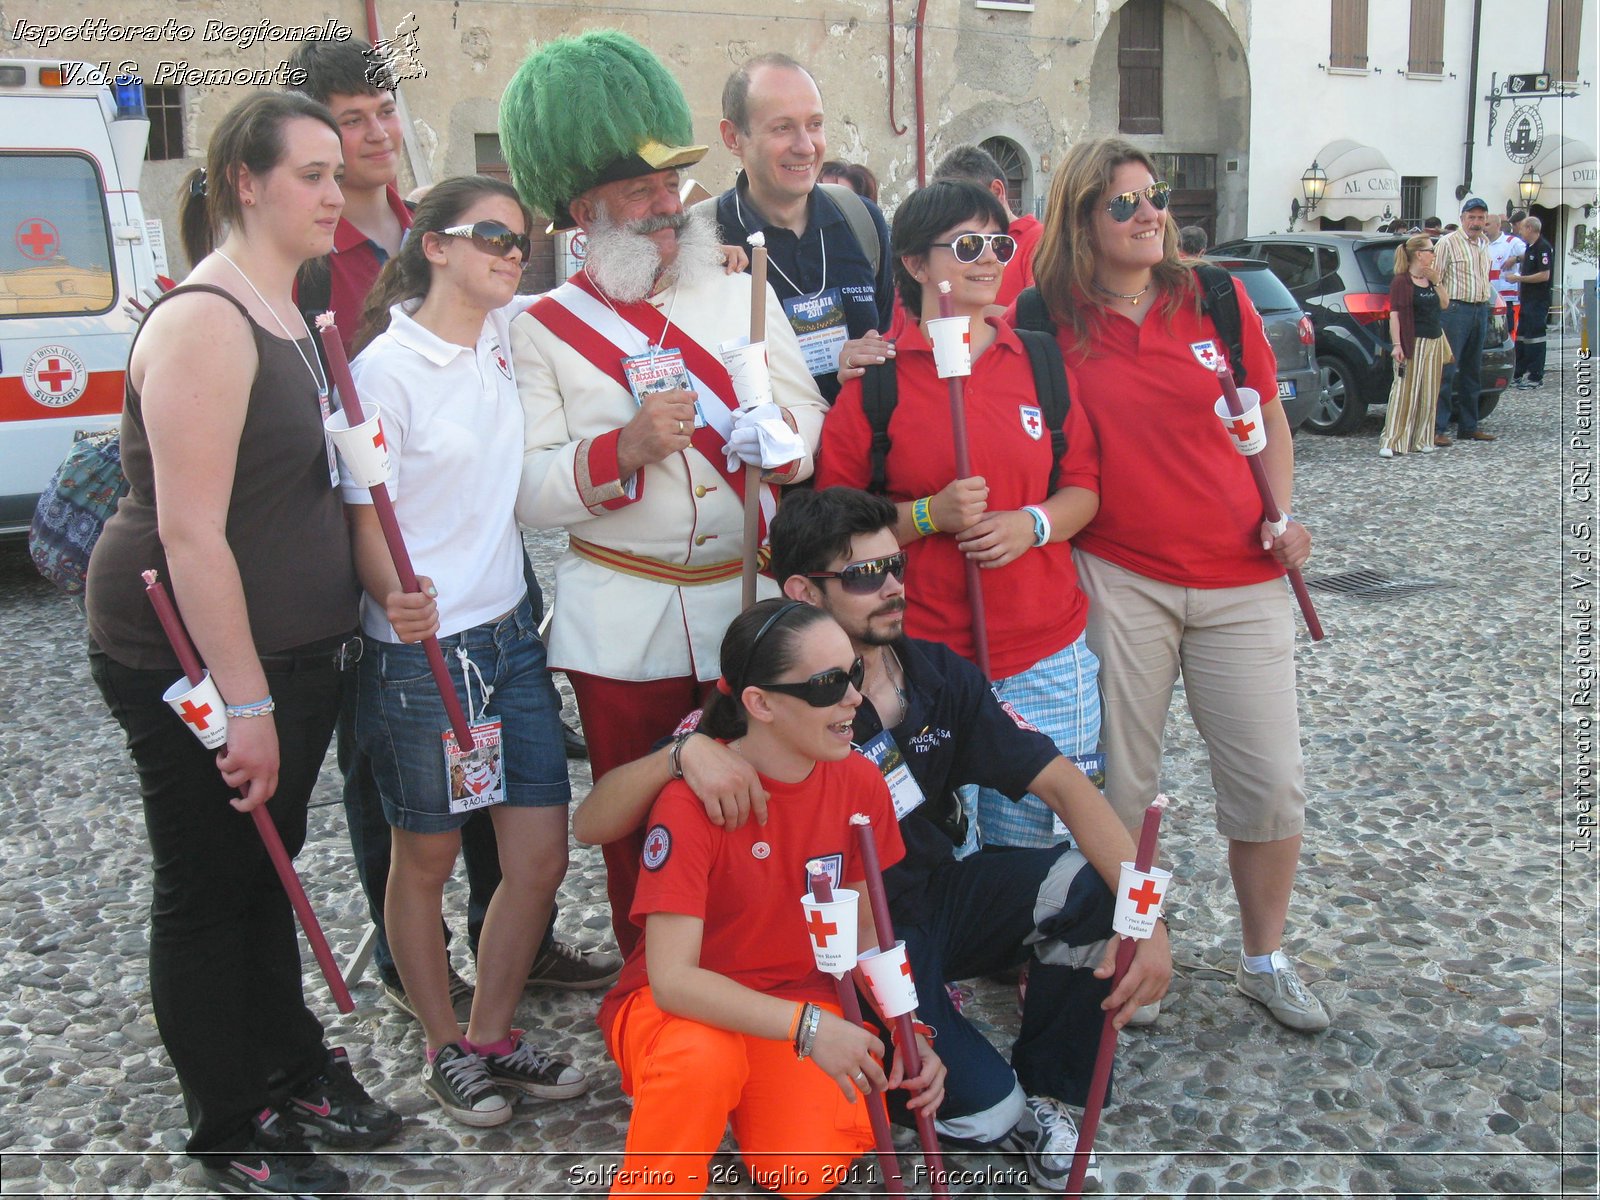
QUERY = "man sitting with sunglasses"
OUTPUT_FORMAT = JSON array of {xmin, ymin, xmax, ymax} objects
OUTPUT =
[{"xmin": 576, "ymin": 486, "xmax": 1171, "ymax": 1190}]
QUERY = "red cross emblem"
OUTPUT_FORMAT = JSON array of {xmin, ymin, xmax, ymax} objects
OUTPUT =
[
  {"xmin": 15, "ymin": 218, "xmax": 58, "ymax": 260},
  {"xmin": 1126, "ymin": 878, "xmax": 1163, "ymax": 915},
  {"xmin": 1225, "ymin": 416, "xmax": 1257, "ymax": 443},
  {"xmin": 900, "ymin": 957, "xmax": 914, "ymax": 980},
  {"xmin": 1191, "ymin": 340, "xmax": 1221, "ymax": 369},
  {"xmin": 371, "ymin": 423, "xmax": 386, "ymax": 451},
  {"xmin": 806, "ymin": 909, "xmax": 839, "ymax": 948},
  {"xmin": 1019, "ymin": 405, "xmax": 1043, "ymax": 440},
  {"xmin": 36, "ymin": 358, "xmax": 75, "ymax": 393},
  {"xmin": 178, "ymin": 699, "xmax": 215, "ymax": 731}
]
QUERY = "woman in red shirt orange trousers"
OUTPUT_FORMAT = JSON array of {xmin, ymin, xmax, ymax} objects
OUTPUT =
[
  {"xmin": 818, "ymin": 180, "xmax": 1102, "ymax": 854},
  {"xmin": 588, "ymin": 599, "xmax": 946, "ymax": 1198},
  {"xmin": 1027, "ymin": 137, "xmax": 1329, "ymax": 1032}
]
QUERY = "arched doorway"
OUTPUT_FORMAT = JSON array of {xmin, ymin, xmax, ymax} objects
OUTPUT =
[{"xmin": 980, "ymin": 136, "xmax": 1031, "ymax": 216}]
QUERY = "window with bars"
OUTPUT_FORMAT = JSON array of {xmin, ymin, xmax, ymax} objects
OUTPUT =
[
  {"xmin": 1330, "ymin": 0, "xmax": 1369, "ymax": 70},
  {"xmin": 1150, "ymin": 153, "xmax": 1216, "ymax": 191},
  {"xmin": 1546, "ymin": 0, "xmax": 1583, "ymax": 82},
  {"xmin": 1400, "ymin": 177, "xmax": 1429, "ymax": 225},
  {"xmin": 1408, "ymin": 0, "xmax": 1445, "ymax": 74},
  {"xmin": 979, "ymin": 137, "xmax": 1028, "ymax": 214},
  {"xmin": 1118, "ymin": 0, "xmax": 1163, "ymax": 135},
  {"xmin": 144, "ymin": 85, "xmax": 184, "ymax": 161}
]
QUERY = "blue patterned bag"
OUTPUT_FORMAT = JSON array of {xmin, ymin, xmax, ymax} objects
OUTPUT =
[{"xmin": 28, "ymin": 431, "xmax": 128, "ymax": 595}]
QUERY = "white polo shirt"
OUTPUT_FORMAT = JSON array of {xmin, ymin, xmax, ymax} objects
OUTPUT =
[
  {"xmin": 344, "ymin": 297, "xmax": 535, "ymax": 641},
  {"xmin": 1488, "ymin": 233, "xmax": 1526, "ymax": 301}
]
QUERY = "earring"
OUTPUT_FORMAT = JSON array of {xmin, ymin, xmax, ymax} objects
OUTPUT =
[{"xmin": 243, "ymin": 198, "xmax": 254, "ymax": 207}]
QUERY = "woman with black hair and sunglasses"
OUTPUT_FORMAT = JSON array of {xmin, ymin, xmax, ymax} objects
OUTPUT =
[
  {"xmin": 1024, "ymin": 137, "xmax": 1328, "ymax": 1032},
  {"xmin": 817, "ymin": 179, "xmax": 1103, "ymax": 854},
  {"xmin": 590, "ymin": 598, "xmax": 944, "ymax": 1198},
  {"xmin": 346, "ymin": 175, "xmax": 588, "ymax": 1124}
]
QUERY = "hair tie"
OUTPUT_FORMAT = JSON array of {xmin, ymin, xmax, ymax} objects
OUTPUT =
[
  {"xmin": 716, "ymin": 677, "xmax": 733, "ymax": 696},
  {"xmin": 190, "ymin": 168, "xmax": 207, "ymax": 198}
]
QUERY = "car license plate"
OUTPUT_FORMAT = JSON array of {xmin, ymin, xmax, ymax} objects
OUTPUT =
[{"xmin": 1277, "ymin": 380, "xmax": 1296, "ymax": 399}]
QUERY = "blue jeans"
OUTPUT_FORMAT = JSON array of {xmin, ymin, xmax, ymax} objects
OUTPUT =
[
  {"xmin": 1437, "ymin": 300, "xmax": 1489, "ymax": 435},
  {"xmin": 358, "ymin": 593, "xmax": 571, "ymax": 832}
]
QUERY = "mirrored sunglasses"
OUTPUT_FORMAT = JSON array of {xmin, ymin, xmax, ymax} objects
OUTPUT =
[
  {"xmin": 1104, "ymin": 181, "xmax": 1172, "ymax": 222},
  {"xmin": 438, "ymin": 219, "xmax": 531, "ymax": 258},
  {"xmin": 755, "ymin": 656, "xmax": 866, "ymax": 707},
  {"xmin": 805, "ymin": 552, "xmax": 908, "ymax": 595},
  {"xmin": 932, "ymin": 233, "xmax": 1018, "ymax": 264}
]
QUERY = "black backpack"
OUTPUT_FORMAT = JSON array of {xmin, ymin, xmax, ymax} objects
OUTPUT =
[
  {"xmin": 1013, "ymin": 262, "xmax": 1248, "ymax": 389},
  {"xmin": 861, "ymin": 326, "xmax": 1073, "ymax": 495}
]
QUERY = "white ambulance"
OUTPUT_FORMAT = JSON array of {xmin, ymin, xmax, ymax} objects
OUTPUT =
[{"xmin": 0, "ymin": 60, "xmax": 160, "ymax": 535}]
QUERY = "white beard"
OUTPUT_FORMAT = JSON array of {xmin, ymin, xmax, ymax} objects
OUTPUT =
[{"xmin": 584, "ymin": 202, "xmax": 724, "ymax": 303}]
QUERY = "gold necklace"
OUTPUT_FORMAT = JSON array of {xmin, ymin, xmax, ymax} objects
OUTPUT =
[{"xmin": 1092, "ymin": 279, "xmax": 1152, "ymax": 306}]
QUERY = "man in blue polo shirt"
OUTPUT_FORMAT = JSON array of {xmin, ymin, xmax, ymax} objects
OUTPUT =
[
  {"xmin": 714, "ymin": 53, "xmax": 895, "ymax": 404},
  {"xmin": 574, "ymin": 487, "xmax": 1172, "ymax": 1189}
]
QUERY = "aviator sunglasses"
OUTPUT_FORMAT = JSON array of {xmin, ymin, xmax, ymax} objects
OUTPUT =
[
  {"xmin": 437, "ymin": 219, "xmax": 531, "ymax": 258},
  {"xmin": 1103, "ymin": 181, "xmax": 1171, "ymax": 222},
  {"xmin": 756, "ymin": 656, "xmax": 866, "ymax": 707},
  {"xmin": 931, "ymin": 232, "xmax": 1018, "ymax": 264},
  {"xmin": 805, "ymin": 551, "xmax": 908, "ymax": 595}
]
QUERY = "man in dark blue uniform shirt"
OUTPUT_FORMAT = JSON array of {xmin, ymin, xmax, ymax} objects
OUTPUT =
[
  {"xmin": 575, "ymin": 487, "xmax": 1171, "ymax": 1188},
  {"xmin": 1509, "ymin": 214, "xmax": 1555, "ymax": 389},
  {"xmin": 713, "ymin": 53, "xmax": 896, "ymax": 405}
]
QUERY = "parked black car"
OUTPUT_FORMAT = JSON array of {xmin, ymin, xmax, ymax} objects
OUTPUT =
[
  {"xmin": 1204, "ymin": 257, "xmax": 1319, "ymax": 433},
  {"xmin": 1212, "ymin": 232, "xmax": 1512, "ymax": 434}
]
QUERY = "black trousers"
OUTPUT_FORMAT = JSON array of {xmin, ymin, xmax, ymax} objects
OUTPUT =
[
  {"xmin": 91, "ymin": 648, "xmax": 342, "ymax": 1154},
  {"xmin": 1516, "ymin": 297, "xmax": 1549, "ymax": 383}
]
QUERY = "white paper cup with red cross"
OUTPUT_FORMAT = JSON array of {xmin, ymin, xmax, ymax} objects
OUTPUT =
[
  {"xmin": 325, "ymin": 403, "xmax": 391, "ymax": 485},
  {"xmin": 1213, "ymin": 389, "xmax": 1268, "ymax": 456},
  {"xmin": 1112, "ymin": 862, "xmax": 1172, "ymax": 940},
  {"xmin": 857, "ymin": 939, "xmax": 919, "ymax": 1018},
  {"xmin": 162, "ymin": 672, "xmax": 229, "ymax": 750},
  {"xmin": 925, "ymin": 315, "xmax": 973, "ymax": 378},
  {"xmin": 800, "ymin": 889, "xmax": 859, "ymax": 976},
  {"xmin": 719, "ymin": 336, "xmax": 774, "ymax": 411}
]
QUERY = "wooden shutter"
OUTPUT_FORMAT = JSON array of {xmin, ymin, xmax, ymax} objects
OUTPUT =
[
  {"xmin": 1119, "ymin": 0, "xmax": 1163, "ymax": 135},
  {"xmin": 1331, "ymin": 0, "xmax": 1370, "ymax": 70},
  {"xmin": 1408, "ymin": 0, "xmax": 1444, "ymax": 74},
  {"xmin": 1547, "ymin": 0, "xmax": 1582, "ymax": 82}
]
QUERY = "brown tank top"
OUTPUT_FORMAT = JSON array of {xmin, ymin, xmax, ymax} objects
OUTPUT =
[{"xmin": 87, "ymin": 283, "xmax": 359, "ymax": 670}]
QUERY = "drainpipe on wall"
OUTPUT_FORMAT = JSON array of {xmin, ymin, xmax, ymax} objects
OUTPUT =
[
  {"xmin": 887, "ymin": 0, "xmax": 909, "ymax": 137},
  {"xmin": 1461, "ymin": 0, "xmax": 1483, "ymax": 199},
  {"xmin": 914, "ymin": 0, "xmax": 929, "ymax": 186}
]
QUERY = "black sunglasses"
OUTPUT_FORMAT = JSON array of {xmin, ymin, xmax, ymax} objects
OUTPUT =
[
  {"xmin": 805, "ymin": 552, "xmax": 907, "ymax": 595},
  {"xmin": 755, "ymin": 656, "xmax": 866, "ymax": 707},
  {"xmin": 931, "ymin": 233, "xmax": 1018, "ymax": 264},
  {"xmin": 1104, "ymin": 181, "xmax": 1171, "ymax": 222},
  {"xmin": 438, "ymin": 219, "xmax": 531, "ymax": 258}
]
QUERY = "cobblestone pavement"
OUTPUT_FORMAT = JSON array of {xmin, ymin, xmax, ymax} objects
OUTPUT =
[{"xmin": 1, "ymin": 343, "xmax": 1595, "ymax": 1197}]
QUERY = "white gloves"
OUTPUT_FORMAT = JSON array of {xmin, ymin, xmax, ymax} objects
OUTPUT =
[{"xmin": 724, "ymin": 402, "xmax": 805, "ymax": 471}]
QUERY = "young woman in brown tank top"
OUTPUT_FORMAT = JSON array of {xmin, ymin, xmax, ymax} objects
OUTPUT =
[{"xmin": 85, "ymin": 92, "xmax": 396, "ymax": 1195}]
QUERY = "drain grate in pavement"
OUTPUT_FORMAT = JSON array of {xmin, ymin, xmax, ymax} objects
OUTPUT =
[{"xmin": 1304, "ymin": 568, "xmax": 1451, "ymax": 600}]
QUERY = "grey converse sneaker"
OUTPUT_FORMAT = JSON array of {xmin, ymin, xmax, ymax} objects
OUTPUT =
[
  {"xmin": 997, "ymin": 1095, "xmax": 1100, "ymax": 1191},
  {"xmin": 1235, "ymin": 950, "xmax": 1330, "ymax": 1031},
  {"xmin": 422, "ymin": 1042, "xmax": 512, "ymax": 1127},
  {"xmin": 385, "ymin": 964, "xmax": 475, "ymax": 1023},
  {"xmin": 481, "ymin": 1031, "xmax": 589, "ymax": 1100},
  {"xmin": 526, "ymin": 939, "xmax": 622, "ymax": 991}
]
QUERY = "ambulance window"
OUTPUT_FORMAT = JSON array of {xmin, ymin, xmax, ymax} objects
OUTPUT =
[{"xmin": 0, "ymin": 153, "xmax": 116, "ymax": 319}]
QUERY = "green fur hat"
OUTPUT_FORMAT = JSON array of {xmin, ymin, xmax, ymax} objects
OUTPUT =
[{"xmin": 499, "ymin": 30, "xmax": 707, "ymax": 231}]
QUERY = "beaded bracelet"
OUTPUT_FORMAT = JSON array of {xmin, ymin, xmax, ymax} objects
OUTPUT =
[
  {"xmin": 911, "ymin": 496, "xmax": 940, "ymax": 537},
  {"xmin": 224, "ymin": 696, "xmax": 275, "ymax": 719}
]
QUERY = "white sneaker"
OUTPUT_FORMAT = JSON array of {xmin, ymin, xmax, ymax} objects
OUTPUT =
[
  {"xmin": 1236, "ymin": 950, "xmax": 1331, "ymax": 1031},
  {"xmin": 1378, "ymin": 447, "xmax": 1394, "ymax": 458},
  {"xmin": 999, "ymin": 1095, "xmax": 1100, "ymax": 1191},
  {"xmin": 1419, "ymin": 442, "xmax": 1436, "ymax": 454}
]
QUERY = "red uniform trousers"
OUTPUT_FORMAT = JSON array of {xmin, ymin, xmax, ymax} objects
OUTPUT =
[
  {"xmin": 604, "ymin": 988, "xmax": 874, "ymax": 1199},
  {"xmin": 566, "ymin": 671, "xmax": 714, "ymax": 958}
]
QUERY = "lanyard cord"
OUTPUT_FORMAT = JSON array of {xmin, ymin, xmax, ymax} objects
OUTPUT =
[
  {"xmin": 215, "ymin": 250, "xmax": 330, "ymax": 399},
  {"xmin": 455, "ymin": 644, "xmax": 493, "ymax": 723},
  {"xmin": 584, "ymin": 266, "xmax": 681, "ymax": 353},
  {"xmin": 734, "ymin": 189, "xmax": 827, "ymax": 301}
]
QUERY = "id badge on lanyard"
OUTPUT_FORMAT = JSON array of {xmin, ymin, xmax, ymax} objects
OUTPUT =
[
  {"xmin": 857, "ymin": 729, "xmax": 927, "ymax": 820},
  {"xmin": 782, "ymin": 288, "xmax": 849, "ymax": 379},
  {"xmin": 317, "ymin": 389, "xmax": 340, "ymax": 489},
  {"xmin": 441, "ymin": 646, "xmax": 506, "ymax": 814}
]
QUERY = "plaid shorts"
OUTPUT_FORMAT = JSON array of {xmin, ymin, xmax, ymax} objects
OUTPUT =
[{"xmin": 968, "ymin": 633, "xmax": 1102, "ymax": 850}]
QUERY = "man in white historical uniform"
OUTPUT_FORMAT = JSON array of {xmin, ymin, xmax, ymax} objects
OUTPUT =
[{"xmin": 501, "ymin": 30, "xmax": 826, "ymax": 952}]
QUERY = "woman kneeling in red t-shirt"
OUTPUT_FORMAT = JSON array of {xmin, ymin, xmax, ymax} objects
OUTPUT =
[{"xmin": 596, "ymin": 599, "xmax": 945, "ymax": 1198}]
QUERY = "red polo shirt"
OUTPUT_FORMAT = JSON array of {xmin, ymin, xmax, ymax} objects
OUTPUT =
[
  {"xmin": 1048, "ymin": 281, "xmax": 1285, "ymax": 588},
  {"xmin": 817, "ymin": 314, "xmax": 1096, "ymax": 680},
  {"xmin": 324, "ymin": 185, "xmax": 413, "ymax": 356},
  {"xmin": 996, "ymin": 213, "xmax": 1042, "ymax": 307}
]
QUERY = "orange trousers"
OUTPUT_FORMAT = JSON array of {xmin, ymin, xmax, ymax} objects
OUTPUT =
[{"xmin": 604, "ymin": 988, "xmax": 875, "ymax": 1198}]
